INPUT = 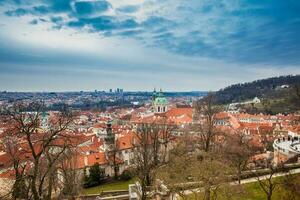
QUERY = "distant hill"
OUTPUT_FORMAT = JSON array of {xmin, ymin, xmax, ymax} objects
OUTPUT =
[{"xmin": 214, "ymin": 75, "xmax": 300, "ymax": 105}]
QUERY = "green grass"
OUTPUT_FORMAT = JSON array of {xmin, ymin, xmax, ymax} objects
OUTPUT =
[
  {"xmin": 82, "ymin": 178, "xmax": 137, "ymax": 195},
  {"xmin": 184, "ymin": 176, "xmax": 300, "ymax": 200},
  {"xmin": 184, "ymin": 182, "xmax": 276, "ymax": 200},
  {"xmin": 237, "ymin": 181, "xmax": 279, "ymax": 200}
]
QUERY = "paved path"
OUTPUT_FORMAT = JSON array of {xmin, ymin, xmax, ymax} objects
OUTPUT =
[{"xmin": 175, "ymin": 167, "xmax": 300, "ymax": 199}]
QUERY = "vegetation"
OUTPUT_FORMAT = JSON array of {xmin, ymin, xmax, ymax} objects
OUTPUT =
[
  {"xmin": 194, "ymin": 92, "xmax": 222, "ymax": 152},
  {"xmin": 120, "ymin": 169, "xmax": 134, "ymax": 181},
  {"xmin": 132, "ymin": 121, "xmax": 174, "ymax": 200},
  {"xmin": 224, "ymin": 130, "xmax": 257, "ymax": 184},
  {"xmin": 214, "ymin": 75, "xmax": 300, "ymax": 113},
  {"xmin": 185, "ymin": 174, "xmax": 300, "ymax": 200},
  {"xmin": 156, "ymin": 94, "xmax": 233, "ymax": 200},
  {"xmin": 83, "ymin": 163, "xmax": 106, "ymax": 188},
  {"xmin": 82, "ymin": 178, "xmax": 136, "ymax": 195},
  {"xmin": 0, "ymin": 102, "xmax": 79, "ymax": 200}
]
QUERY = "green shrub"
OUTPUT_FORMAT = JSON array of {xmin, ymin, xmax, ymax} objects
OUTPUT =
[
  {"xmin": 120, "ymin": 169, "xmax": 133, "ymax": 181},
  {"xmin": 83, "ymin": 163, "xmax": 106, "ymax": 188}
]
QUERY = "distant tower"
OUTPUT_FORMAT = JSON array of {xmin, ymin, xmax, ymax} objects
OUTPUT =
[
  {"xmin": 152, "ymin": 89, "xmax": 168, "ymax": 113},
  {"xmin": 104, "ymin": 120, "xmax": 115, "ymax": 151},
  {"xmin": 41, "ymin": 111, "xmax": 49, "ymax": 131},
  {"xmin": 152, "ymin": 88, "xmax": 157, "ymax": 101}
]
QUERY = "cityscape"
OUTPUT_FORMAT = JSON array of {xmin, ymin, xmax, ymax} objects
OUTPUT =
[{"xmin": 1, "ymin": 0, "xmax": 300, "ymax": 200}]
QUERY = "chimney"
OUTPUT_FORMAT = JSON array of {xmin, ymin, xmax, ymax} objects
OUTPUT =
[{"xmin": 84, "ymin": 155, "xmax": 88, "ymax": 167}]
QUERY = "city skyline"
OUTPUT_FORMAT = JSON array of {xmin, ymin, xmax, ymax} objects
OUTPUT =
[{"xmin": 0, "ymin": 0, "xmax": 300, "ymax": 91}]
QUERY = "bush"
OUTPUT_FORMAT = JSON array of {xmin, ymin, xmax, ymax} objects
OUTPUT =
[
  {"xmin": 83, "ymin": 163, "xmax": 106, "ymax": 188},
  {"xmin": 120, "ymin": 169, "xmax": 133, "ymax": 181}
]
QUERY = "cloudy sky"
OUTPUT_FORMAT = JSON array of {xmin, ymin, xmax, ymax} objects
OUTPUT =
[{"xmin": 0, "ymin": 0, "xmax": 300, "ymax": 91}]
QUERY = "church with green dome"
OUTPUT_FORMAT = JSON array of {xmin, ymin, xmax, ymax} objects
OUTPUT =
[{"xmin": 152, "ymin": 89, "xmax": 168, "ymax": 113}]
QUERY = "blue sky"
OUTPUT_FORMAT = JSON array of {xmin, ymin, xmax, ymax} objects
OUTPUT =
[{"xmin": 0, "ymin": 0, "xmax": 300, "ymax": 91}]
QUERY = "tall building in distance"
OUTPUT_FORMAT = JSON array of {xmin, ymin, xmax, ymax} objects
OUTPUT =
[
  {"xmin": 115, "ymin": 88, "xmax": 124, "ymax": 94},
  {"xmin": 152, "ymin": 89, "xmax": 168, "ymax": 113}
]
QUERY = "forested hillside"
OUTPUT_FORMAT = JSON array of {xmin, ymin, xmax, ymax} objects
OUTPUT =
[{"xmin": 215, "ymin": 75, "xmax": 300, "ymax": 104}]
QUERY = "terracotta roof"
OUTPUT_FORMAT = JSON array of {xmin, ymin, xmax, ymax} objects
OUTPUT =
[
  {"xmin": 166, "ymin": 107, "xmax": 193, "ymax": 118},
  {"xmin": 117, "ymin": 132, "xmax": 138, "ymax": 150},
  {"xmin": 74, "ymin": 152, "xmax": 123, "ymax": 169}
]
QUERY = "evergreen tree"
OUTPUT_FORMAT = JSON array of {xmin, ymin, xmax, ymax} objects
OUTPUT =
[{"xmin": 83, "ymin": 163, "xmax": 106, "ymax": 188}]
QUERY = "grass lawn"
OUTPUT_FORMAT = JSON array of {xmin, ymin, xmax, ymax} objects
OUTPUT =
[
  {"xmin": 185, "ymin": 182, "xmax": 282, "ymax": 200},
  {"xmin": 184, "ymin": 175, "xmax": 300, "ymax": 200},
  {"xmin": 82, "ymin": 178, "xmax": 137, "ymax": 195},
  {"xmin": 233, "ymin": 181, "xmax": 282, "ymax": 200}
]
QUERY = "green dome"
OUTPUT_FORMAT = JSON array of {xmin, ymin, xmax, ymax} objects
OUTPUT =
[{"xmin": 154, "ymin": 96, "xmax": 168, "ymax": 105}]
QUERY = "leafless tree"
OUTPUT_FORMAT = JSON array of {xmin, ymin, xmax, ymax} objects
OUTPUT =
[
  {"xmin": 156, "ymin": 134, "xmax": 233, "ymax": 200},
  {"xmin": 1, "ymin": 131, "xmax": 30, "ymax": 199},
  {"xmin": 132, "ymin": 123, "xmax": 154, "ymax": 200},
  {"xmin": 0, "ymin": 102, "xmax": 77, "ymax": 200},
  {"xmin": 280, "ymin": 173, "xmax": 300, "ymax": 200},
  {"xmin": 290, "ymin": 90, "xmax": 300, "ymax": 124},
  {"xmin": 223, "ymin": 130, "xmax": 256, "ymax": 184},
  {"xmin": 254, "ymin": 162, "xmax": 284, "ymax": 200},
  {"xmin": 292, "ymin": 84, "xmax": 300, "ymax": 103},
  {"xmin": 132, "ymin": 121, "xmax": 174, "ymax": 200},
  {"xmin": 149, "ymin": 119, "xmax": 175, "ymax": 166},
  {"xmin": 57, "ymin": 148, "xmax": 82, "ymax": 200},
  {"xmin": 195, "ymin": 152, "xmax": 232, "ymax": 200},
  {"xmin": 156, "ymin": 137, "xmax": 194, "ymax": 199},
  {"xmin": 194, "ymin": 93, "xmax": 222, "ymax": 152}
]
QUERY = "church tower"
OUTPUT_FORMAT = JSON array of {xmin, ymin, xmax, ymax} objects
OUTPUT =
[
  {"xmin": 104, "ymin": 120, "xmax": 115, "ymax": 151},
  {"xmin": 152, "ymin": 89, "xmax": 168, "ymax": 113}
]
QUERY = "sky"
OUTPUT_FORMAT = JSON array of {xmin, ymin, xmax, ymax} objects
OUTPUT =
[{"xmin": 0, "ymin": 0, "xmax": 300, "ymax": 92}]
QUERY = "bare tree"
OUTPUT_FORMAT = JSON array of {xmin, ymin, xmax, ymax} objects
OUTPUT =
[
  {"xmin": 254, "ymin": 162, "xmax": 283, "ymax": 200},
  {"xmin": 194, "ymin": 93, "xmax": 221, "ymax": 152},
  {"xmin": 132, "ymin": 123, "xmax": 155, "ymax": 200},
  {"xmin": 1, "ymin": 132, "xmax": 30, "ymax": 199},
  {"xmin": 132, "ymin": 121, "xmax": 174, "ymax": 200},
  {"xmin": 224, "ymin": 130, "xmax": 255, "ymax": 184},
  {"xmin": 1, "ymin": 102, "xmax": 76, "ymax": 200},
  {"xmin": 288, "ymin": 85, "xmax": 300, "ymax": 125},
  {"xmin": 149, "ymin": 119, "xmax": 175, "ymax": 166},
  {"xmin": 280, "ymin": 173, "xmax": 300, "ymax": 200},
  {"xmin": 157, "ymin": 134, "xmax": 233, "ymax": 200},
  {"xmin": 156, "ymin": 137, "xmax": 197, "ymax": 200},
  {"xmin": 57, "ymin": 148, "xmax": 82, "ymax": 200},
  {"xmin": 195, "ymin": 152, "xmax": 232, "ymax": 200},
  {"xmin": 289, "ymin": 84, "xmax": 300, "ymax": 113}
]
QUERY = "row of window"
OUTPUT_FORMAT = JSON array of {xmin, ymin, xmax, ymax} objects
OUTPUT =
[{"xmin": 157, "ymin": 106, "xmax": 166, "ymax": 113}]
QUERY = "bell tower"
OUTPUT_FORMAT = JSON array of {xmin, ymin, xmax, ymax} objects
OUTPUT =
[{"xmin": 152, "ymin": 89, "xmax": 168, "ymax": 113}]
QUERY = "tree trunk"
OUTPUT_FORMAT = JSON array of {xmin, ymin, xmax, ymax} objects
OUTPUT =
[
  {"xmin": 146, "ymin": 173, "xmax": 151, "ymax": 186},
  {"xmin": 114, "ymin": 164, "xmax": 118, "ymax": 179},
  {"xmin": 267, "ymin": 187, "xmax": 273, "ymax": 200},
  {"xmin": 46, "ymin": 172, "xmax": 54, "ymax": 200},
  {"xmin": 205, "ymin": 139, "xmax": 210, "ymax": 152},
  {"xmin": 204, "ymin": 187, "xmax": 210, "ymax": 200},
  {"xmin": 237, "ymin": 166, "xmax": 241, "ymax": 184},
  {"xmin": 267, "ymin": 194, "xmax": 272, "ymax": 200},
  {"xmin": 31, "ymin": 161, "xmax": 40, "ymax": 200},
  {"xmin": 141, "ymin": 182, "xmax": 147, "ymax": 200}
]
